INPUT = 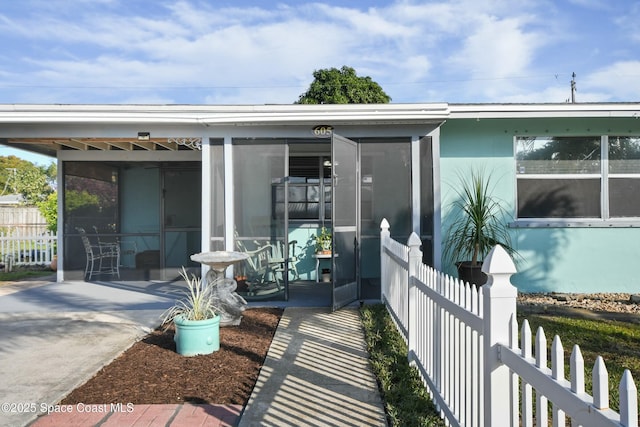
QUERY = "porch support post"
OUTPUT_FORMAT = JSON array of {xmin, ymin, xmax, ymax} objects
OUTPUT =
[
  {"xmin": 430, "ymin": 127, "xmax": 442, "ymax": 270},
  {"xmin": 200, "ymin": 135, "xmax": 212, "ymax": 280},
  {"xmin": 411, "ymin": 136, "xmax": 421, "ymax": 238},
  {"xmin": 482, "ymin": 245, "xmax": 518, "ymax": 427},
  {"xmin": 223, "ymin": 136, "xmax": 234, "ymax": 278},
  {"xmin": 56, "ymin": 157, "xmax": 64, "ymax": 282}
]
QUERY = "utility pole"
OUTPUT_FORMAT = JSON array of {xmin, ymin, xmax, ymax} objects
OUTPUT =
[{"xmin": 570, "ymin": 72, "xmax": 577, "ymax": 103}]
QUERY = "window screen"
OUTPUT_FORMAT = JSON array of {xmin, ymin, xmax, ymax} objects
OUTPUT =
[
  {"xmin": 609, "ymin": 136, "xmax": 640, "ymax": 218},
  {"xmin": 516, "ymin": 136, "xmax": 601, "ymax": 219},
  {"xmin": 515, "ymin": 135, "xmax": 640, "ymax": 220}
]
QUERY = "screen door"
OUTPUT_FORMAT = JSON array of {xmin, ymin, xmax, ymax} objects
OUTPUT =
[{"xmin": 331, "ymin": 134, "xmax": 359, "ymax": 310}]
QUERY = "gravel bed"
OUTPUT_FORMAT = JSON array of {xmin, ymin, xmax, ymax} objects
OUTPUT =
[{"xmin": 518, "ymin": 292, "xmax": 640, "ymax": 314}]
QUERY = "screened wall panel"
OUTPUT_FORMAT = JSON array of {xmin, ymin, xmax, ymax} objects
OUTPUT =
[
  {"xmin": 63, "ymin": 161, "xmax": 201, "ymax": 280},
  {"xmin": 359, "ymin": 137, "xmax": 412, "ymax": 283},
  {"xmin": 233, "ymin": 139, "xmax": 286, "ymax": 240},
  {"xmin": 210, "ymin": 140, "xmax": 225, "ymax": 251}
]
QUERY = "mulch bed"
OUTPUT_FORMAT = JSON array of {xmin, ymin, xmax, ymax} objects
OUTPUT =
[{"xmin": 61, "ymin": 308, "xmax": 283, "ymax": 406}]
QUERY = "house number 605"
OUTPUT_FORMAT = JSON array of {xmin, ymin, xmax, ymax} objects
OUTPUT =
[{"xmin": 312, "ymin": 125, "xmax": 333, "ymax": 138}]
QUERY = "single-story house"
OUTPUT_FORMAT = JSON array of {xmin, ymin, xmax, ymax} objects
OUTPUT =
[{"xmin": 0, "ymin": 102, "xmax": 637, "ymax": 306}]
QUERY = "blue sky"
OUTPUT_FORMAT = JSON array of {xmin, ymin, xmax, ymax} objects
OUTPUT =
[{"xmin": 0, "ymin": 0, "xmax": 639, "ymax": 164}]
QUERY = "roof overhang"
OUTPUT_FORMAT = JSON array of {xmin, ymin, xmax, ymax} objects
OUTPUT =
[
  {"xmin": 0, "ymin": 103, "xmax": 450, "ymax": 158},
  {"xmin": 2, "ymin": 102, "xmax": 638, "ymax": 159},
  {"xmin": 0, "ymin": 136, "xmax": 203, "ymax": 157},
  {"xmin": 0, "ymin": 103, "xmax": 450, "ymax": 126},
  {"xmin": 449, "ymin": 102, "xmax": 640, "ymax": 119}
]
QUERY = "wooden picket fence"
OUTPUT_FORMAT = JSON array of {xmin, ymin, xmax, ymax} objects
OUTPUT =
[{"xmin": 380, "ymin": 218, "xmax": 638, "ymax": 427}]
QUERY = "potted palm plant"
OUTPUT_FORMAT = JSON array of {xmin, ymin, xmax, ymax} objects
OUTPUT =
[
  {"xmin": 161, "ymin": 267, "xmax": 220, "ymax": 356},
  {"xmin": 443, "ymin": 169, "xmax": 517, "ymax": 286}
]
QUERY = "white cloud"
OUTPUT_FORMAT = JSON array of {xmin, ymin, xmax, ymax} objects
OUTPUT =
[
  {"xmin": 449, "ymin": 15, "xmax": 546, "ymax": 79},
  {"xmin": 584, "ymin": 61, "xmax": 640, "ymax": 101},
  {"xmin": 567, "ymin": 0, "xmax": 609, "ymax": 9},
  {"xmin": 614, "ymin": 2, "xmax": 640, "ymax": 44},
  {"xmin": 499, "ymin": 84, "xmax": 573, "ymax": 104},
  {"xmin": 441, "ymin": 10, "xmax": 552, "ymax": 102},
  {"xmin": 0, "ymin": 0, "xmax": 636, "ymax": 104}
]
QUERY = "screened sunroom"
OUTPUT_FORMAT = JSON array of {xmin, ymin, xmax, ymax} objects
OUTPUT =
[
  {"xmin": 206, "ymin": 129, "xmax": 440, "ymax": 309},
  {"xmin": 0, "ymin": 103, "xmax": 448, "ymax": 308}
]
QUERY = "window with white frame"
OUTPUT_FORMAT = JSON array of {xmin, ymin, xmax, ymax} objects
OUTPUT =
[{"xmin": 515, "ymin": 136, "xmax": 640, "ymax": 221}]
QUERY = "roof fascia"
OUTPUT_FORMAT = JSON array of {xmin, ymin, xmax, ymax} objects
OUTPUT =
[
  {"xmin": 0, "ymin": 103, "xmax": 450, "ymax": 125},
  {"xmin": 449, "ymin": 103, "xmax": 640, "ymax": 119}
]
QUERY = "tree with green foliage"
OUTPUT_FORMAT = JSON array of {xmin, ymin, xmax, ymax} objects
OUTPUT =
[
  {"xmin": 17, "ymin": 165, "xmax": 55, "ymax": 205},
  {"xmin": 64, "ymin": 189, "xmax": 100, "ymax": 212},
  {"xmin": 0, "ymin": 155, "xmax": 57, "ymax": 232},
  {"xmin": 296, "ymin": 66, "xmax": 391, "ymax": 104},
  {"xmin": 37, "ymin": 192, "xmax": 57, "ymax": 232},
  {"xmin": 0, "ymin": 156, "xmax": 56, "ymax": 205}
]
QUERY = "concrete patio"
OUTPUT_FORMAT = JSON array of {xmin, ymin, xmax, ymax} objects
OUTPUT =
[{"xmin": 0, "ymin": 278, "xmax": 386, "ymax": 427}]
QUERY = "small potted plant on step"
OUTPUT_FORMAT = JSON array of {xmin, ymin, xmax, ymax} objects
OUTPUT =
[
  {"xmin": 443, "ymin": 169, "xmax": 517, "ymax": 286},
  {"xmin": 161, "ymin": 267, "xmax": 221, "ymax": 356}
]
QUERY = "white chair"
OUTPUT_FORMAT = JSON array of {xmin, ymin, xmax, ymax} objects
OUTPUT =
[
  {"xmin": 77, "ymin": 227, "xmax": 120, "ymax": 280},
  {"xmin": 235, "ymin": 240, "xmax": 284, "ymax": 297},
  {"xmin": 272, "ymin": 239, "xmax": 300, "ymax": 282}
]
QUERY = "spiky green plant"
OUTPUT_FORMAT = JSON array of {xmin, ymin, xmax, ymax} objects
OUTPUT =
[
  {"xmin": 161, "ymin": 267, "xmax": 218, "ymax": 325},
  {"xmin": 443, "ymin": 169, "xmax": 516, "ymax": 267}
]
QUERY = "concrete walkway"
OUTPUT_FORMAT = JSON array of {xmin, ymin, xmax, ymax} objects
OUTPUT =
[
  {"xmin": 239, "ymin": 307, "xmax": 387, "ymax": 427},
  {"xmin": 0, "ymin": 279, "xmax": 386, "ymax": 427}
]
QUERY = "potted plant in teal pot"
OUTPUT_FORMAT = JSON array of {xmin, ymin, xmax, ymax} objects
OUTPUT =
[
  {"xmin": 161, "ymin": 267, "xmax": 220, "ymax": 356},
  {"xmin": 443, "ymin": 169, "xmax": 517, "ymax": 286}
]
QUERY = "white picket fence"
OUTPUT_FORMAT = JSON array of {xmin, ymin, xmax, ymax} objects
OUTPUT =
[
  {"xmin": 380, "ymin": 218, "xmax": 638, "ymax": 427},
  {"xmin": 0, "ymin": 231, "xmax": 57, "ymax": 267}
]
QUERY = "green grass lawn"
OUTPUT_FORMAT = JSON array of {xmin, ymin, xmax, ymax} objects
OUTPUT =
[
  {"xmin": 361, "ymin": 303, "xmax": 640, "ymax": 425},
  {"xmin": 519, "ymin": 313, "xmax": 640, "ymax": 413},
  {"xmin": 0, "ymin": 269, "xmax": 53, "ymax": 282}
]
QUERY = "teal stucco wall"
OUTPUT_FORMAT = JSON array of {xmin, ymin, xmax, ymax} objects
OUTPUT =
[{"xmin": 439, "ymin": 117, "xmax": 640, "ymax": 293}]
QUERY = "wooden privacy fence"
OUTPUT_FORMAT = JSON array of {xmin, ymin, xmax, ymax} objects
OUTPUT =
[
  {"xmin": 0, "ymin": 231, "xmax": 57, "ymax": 267},
  {"xmin": 380, "ymin": 218, "xmax": 638, "ymax": 427},
  {"xmin": 0, "ymin": 206, "xmax": 48, "ymax": 235}
]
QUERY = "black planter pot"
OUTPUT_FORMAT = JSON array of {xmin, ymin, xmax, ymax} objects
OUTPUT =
[{"xmin": 457, "ymin": 261, "xmax": 487, "ymax": 286}]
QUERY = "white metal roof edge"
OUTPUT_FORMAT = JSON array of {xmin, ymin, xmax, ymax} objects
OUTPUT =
[
  {"xmin": 0, "ymin": 103, "xmax": 450, "ymax": 125},
  {"xmin": 449, "ymin": 102, "xmax": 640, "ymax": 119},
  {"xmin": 0, "ymin": 102, "xmax": 638, "ymax": 124}
]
